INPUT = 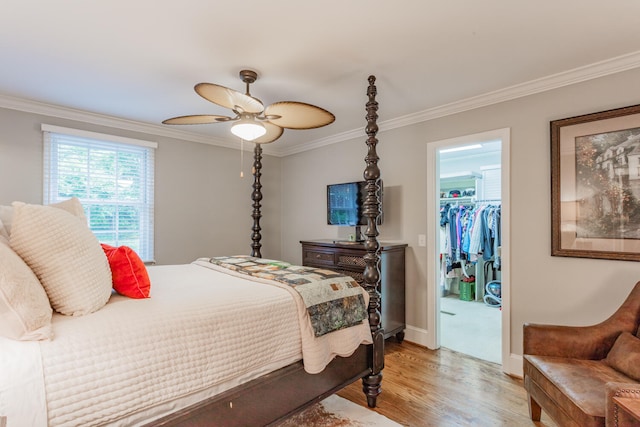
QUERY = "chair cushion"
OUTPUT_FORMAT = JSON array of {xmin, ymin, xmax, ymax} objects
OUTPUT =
[
  {"xmin": 524, "ymin": 355, "xmax": 634, "ymax": 426},
  {"xmin": 605, "ymin": 332, "xmax": 640, "ymax": 381}
]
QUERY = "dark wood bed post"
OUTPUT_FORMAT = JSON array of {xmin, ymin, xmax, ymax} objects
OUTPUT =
[
  {"xmin": 147, "ymin": 75, "xmax": 386, "ymax": 427},
  {"xmin": 361, "ymin": 75, "xmax": 384, "ymax": 408},
  {"xmin": 251, "ymin": 143, "xmax": 263, "ymax": 258}
]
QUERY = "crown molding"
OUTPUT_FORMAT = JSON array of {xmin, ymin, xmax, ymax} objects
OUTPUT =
[
  {"xmin": 271, "ymin": 127, "xmax": 366, "ymax": 157},
  {"xmin": 0, "ymin": 94, "xmax": 240, "ymax": 150},
  {"xmin": 2, "ymin": 50, "xmax": 640, "ymax": 158},
  {"xmin": 280, "ymin": 49, "xmax": 640, "ymax": 155},
  {"xmin": 378, "ymin": 50, "xmax": 640, "ymax": 132}
]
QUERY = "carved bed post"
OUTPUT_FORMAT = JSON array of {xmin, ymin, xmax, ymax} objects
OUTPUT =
[
  {"xmin": 361, "ymin": 75, "xmax": 384, "ymax": 408},
  {"xmin": 251, "ymin": 143, "xmax": 263, "ymax": 258}
]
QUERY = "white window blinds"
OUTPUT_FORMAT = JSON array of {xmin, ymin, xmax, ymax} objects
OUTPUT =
[
  {"xmin": 481, "ymin": 166, "xmax": 502, "ymax": 201},
  {"xmin": 42, "ymin": 125, "xmax": 156, "ymax": 262}
]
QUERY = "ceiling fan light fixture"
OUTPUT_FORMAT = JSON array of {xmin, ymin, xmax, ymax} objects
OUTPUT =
[
  {"xmin": 230, "ymin": 117, "xmax": 267, "ymax": 141},
  {"xmin": 163, "ymin": 69, "xmax": 334, "ymax": 144}
]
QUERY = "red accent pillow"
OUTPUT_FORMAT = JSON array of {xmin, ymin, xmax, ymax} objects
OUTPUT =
[{"xmin": 100, "ymin": 244, "xmax": 151, "ymax": 299}]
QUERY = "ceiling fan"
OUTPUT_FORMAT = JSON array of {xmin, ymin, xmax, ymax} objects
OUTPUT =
[{"xmin": 163, "ymin": 70, "xmax": 335, "ymax": 143}]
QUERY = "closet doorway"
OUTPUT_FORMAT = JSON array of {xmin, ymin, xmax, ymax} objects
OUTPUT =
[{"xmin": 426, "ymin": 128, "xmax": 511, "ymax": 371}]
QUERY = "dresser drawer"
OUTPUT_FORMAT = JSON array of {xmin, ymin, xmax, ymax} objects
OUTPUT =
[
  {"xmin": 303, "ymin": 248, "xmax": 335, "ymax": 266},
  {"xmin": 336, "ymin": 253, "xmax": 366, "ymax": 269}
]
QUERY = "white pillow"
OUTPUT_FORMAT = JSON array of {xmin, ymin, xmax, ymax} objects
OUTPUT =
[
  {"xmin": 0, "ymin": 217, "xmax": 9, "ymax": 244},
  {"xmin": 50, "ymin": 197, "xmax": 87, "ymax": 223},
  {"xmin": 10, "ymin": 202, "xmax": 112, "ymax": 316},
  {"xmin": 0, "ymin": 198, "xmax": 87, "ymax": 237},
  {"xmin": 0, "ymin": 204, "xmax": 12, "ymax": 235},
  {"xmin": 0, "ymin": 242, "xmax": 53, "ymax": 340}
]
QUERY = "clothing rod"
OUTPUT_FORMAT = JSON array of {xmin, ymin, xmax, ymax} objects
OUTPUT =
[{"xmin": 440, "ymin": 198, "xmax": 502, "ymax": 205}]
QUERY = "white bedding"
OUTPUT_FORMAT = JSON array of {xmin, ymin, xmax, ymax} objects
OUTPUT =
[
  {"xmin": 193, "ymin": 258, "xmax": 373, "ymax": 373},
  {"xmin": 0, "ymin": 261, "xmax": 371, "ymax": 427}
]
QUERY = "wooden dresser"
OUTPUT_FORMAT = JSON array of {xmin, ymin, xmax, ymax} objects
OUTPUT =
[{"xmin": 300, "ymin": 239, "xmax": 407, "ymax": 341}]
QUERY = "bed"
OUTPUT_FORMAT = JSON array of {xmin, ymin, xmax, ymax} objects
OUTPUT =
[{"xmin": 0, "ymin": 75, "xmax": 384, "ymax": 426}]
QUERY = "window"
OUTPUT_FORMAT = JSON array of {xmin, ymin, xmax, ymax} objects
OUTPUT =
[{"xmin": 42, "ymin": 125, "xmax": 156, "ymax": 262}]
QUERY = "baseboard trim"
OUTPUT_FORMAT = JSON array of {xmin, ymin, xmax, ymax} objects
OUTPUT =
[
  {"xmin": 403, "ymin": 324, "xmax": 524, "ymax": 378},
  {"xmin": 404, "ymin": 325, "xmax": 429, "ymax": 347},
  {"xmin": 507, "ymin": 353, "xmax": 524, "ymax": 378}
]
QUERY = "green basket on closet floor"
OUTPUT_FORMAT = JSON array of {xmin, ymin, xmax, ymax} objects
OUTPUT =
[{"xmin": 459, "ymin": 281, "xmax": 475, "ymax": 301}]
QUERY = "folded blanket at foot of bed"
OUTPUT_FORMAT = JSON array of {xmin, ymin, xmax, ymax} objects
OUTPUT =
[{"xmin": 202, "ymin": 255, "xmax": 368, "ymax": 337}]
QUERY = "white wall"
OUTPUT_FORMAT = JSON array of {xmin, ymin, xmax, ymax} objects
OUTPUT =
[
  {"xmin": 280, "ymin": 67, "xmax": 640, "ymax": 358},
  {"xmin": 0, "ymin": 108, "xmax": 282, "ymax": 264}
]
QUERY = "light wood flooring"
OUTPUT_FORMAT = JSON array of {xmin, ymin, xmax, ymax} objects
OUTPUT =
[{"xmin": 338, "ymin": 340, "xmax": 557, "ymax": 427}]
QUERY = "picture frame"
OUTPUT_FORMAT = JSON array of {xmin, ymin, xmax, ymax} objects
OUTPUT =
[{"xmin": 551, "ymin": 104, "xmax": 640, "ymax": 261}]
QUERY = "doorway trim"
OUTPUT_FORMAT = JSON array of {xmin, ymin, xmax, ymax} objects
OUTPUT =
[{"xmin": 426, "ymin": 127, "xmax": 513, "ymax": 373}]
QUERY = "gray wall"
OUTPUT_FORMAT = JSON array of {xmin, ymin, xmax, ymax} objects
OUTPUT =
[
  {"xmin": 3, "ymin": 67, "xmax": 640, "ymax": 361},
  {"xmin": 0, "ymin": 108, "xmax": 282, "ymax": 264},
  {"xmin": 280, "ymin": 67, "xmax": 640, "ymax": 358}
]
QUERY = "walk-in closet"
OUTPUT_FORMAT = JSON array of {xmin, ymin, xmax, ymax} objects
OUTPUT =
[{"xmin": 437, "ymin": 141, "xmax": 503, "ymax": 364}]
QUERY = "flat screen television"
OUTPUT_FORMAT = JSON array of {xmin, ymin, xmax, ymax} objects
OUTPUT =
[{"xmin": 327, "ymin": 180, "xmax": 383, "ymax": 241}]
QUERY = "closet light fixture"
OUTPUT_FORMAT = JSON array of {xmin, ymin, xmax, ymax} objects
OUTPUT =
[{"xmin": 440, "ymin": 144, "xmax": 482, "ymax": 154}]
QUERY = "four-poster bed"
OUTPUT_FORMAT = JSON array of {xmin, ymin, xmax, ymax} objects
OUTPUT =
[
  {"xmin": 154, "ymin": 75, "xmax": 385, "ymax": 426},
  {"xmin": 0, "ymin": 75, "xmax": 385, "ymax": 426}
]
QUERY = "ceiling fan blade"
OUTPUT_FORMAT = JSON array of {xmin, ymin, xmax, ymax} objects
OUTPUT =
[
  {"xmin": 162, "ymin": 114, "xmax": 232, "ymax": 125},
  {"xmin": 195, "ymin": 83, "xmax": 264, "ymax": 114},
  {"xmin": 264, "ymin": 102, "xmax": 335, "ymax": 129},
  {"xmin": 253, "ymin": 122, "xmax": 284, "ymax": 144}
]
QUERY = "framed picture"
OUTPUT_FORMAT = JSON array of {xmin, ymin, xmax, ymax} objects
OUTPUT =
[{"xmin": 551, "ymin": 104, "xmax": 640, "ymax": 261}]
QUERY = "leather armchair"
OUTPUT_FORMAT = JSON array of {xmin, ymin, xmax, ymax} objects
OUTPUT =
[
  {"xmin": 605, "ymin": 382, "xmax": 640, "ymax": 427},
  {"xmin": 523, "ymin": 281, "xmax": 640, "ymax": 427}
]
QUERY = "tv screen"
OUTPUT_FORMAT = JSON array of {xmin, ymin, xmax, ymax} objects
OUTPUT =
[{"xmin": 327, "ymin": 180, "xmax": 383, "ymax": 226}]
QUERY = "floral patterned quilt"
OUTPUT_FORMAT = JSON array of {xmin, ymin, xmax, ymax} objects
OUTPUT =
[{"xmin": 206, "ymin": 255, "xmax": 367, "ymax": 337}]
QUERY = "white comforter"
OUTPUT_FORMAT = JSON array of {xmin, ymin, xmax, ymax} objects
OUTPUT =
[{"xmin": 0, "ymin": 261, "xmax": 372, "ymax": 427}]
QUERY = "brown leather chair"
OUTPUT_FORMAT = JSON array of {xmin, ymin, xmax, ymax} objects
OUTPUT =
[
  {"xmin": 523, "ymin": 281, "xmax": 640, "ymax": 427},
  {"xmin": 605, "ymin": 382, "xmax": 640, "ymax": 427}
]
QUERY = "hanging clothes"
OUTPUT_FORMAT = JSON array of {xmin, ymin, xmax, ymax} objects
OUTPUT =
[{"xmin": 440, "ymin": 203, "xmax": 501, "ymax": 270}]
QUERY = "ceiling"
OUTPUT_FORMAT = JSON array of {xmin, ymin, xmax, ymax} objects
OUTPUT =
[{"xmin": 1, "ymin": 1, "xmax": 640, "ymax": 157}]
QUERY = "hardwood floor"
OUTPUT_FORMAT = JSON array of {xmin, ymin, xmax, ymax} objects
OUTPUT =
[{"xmin": 338, "ymin": 340, "xmax": 557, "ymax": 427}]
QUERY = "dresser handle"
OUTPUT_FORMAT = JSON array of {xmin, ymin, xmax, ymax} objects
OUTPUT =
[{"xmin": 316, "ymin": 254, "xmax": 321, "ymax": 258}]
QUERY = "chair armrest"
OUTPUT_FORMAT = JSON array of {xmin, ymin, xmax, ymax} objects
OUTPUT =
[
  {"xmin": 523, "ymin": 322, "xmax": 620, "ymax": 359},
  {"xmin": 605, "ymin": 382, "xmax": 640, "ymax": 427}
]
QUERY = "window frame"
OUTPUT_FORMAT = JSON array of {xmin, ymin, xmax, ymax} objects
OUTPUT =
[{"xmin": 42, "ymin": 124, "xmax": 156, "ymax": 262}]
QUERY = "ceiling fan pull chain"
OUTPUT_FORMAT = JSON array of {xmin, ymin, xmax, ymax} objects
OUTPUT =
[{"xmin": 240, "ymin": 138, "xmax": 244, "ymax": 178}]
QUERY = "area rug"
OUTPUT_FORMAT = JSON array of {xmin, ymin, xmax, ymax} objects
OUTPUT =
[{"xmin": 275, "ymin": 394, "xmax": 402, "ymax": 427}]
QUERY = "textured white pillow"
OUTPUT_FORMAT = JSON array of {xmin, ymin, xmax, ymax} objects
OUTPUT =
[
  {"xmin": 0, "ymin": 198, "xmax": 86, "ymax": 237},
  {"xmin": 10, "ymin": 202, "xmax": 112, "ymax": 316},
  {"xmin": 0, "ymin": 241, "xmax": 53, "ymax": 340},
  {"xmin": 50, "ymin": 197, "xmax": 87, "ymax": 223}
]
